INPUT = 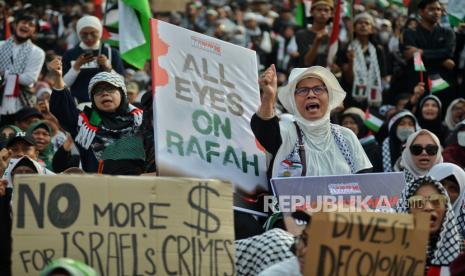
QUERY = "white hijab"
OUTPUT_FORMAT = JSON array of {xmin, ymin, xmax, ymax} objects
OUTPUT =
[
  {"xmin": 76, "ymin": 15, "xmax": 102, "ymax": 50},
  {"xmin": 400, "ymin": 129, "xmax": 443, "ymax": 179},
  {"xmin": 277, "ymin": 66, "xmax": 346, "ymax": 150},
  {"xmin": 444, "ymin": 98, "xmax": 465, "ymax": 131},
  {"xmin": 428, "ymin": 162, "xmax": 465, "ymax": 218}
]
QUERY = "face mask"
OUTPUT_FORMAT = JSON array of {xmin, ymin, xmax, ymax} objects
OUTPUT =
[
  {"xmin": 396, "ymin": 127, "xmax": 415, "ymax": 142},
  {"xmin": 379, "ymin": 31, "xmax": 390, "ymax": 44},
  {"xmin": 458, "ymin": 131, "xmax": 465, "ymax": 147}
]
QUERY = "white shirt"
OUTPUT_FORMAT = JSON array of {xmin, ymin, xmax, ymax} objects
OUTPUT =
[
  {"xmin": 0, "ymin": 39, "xmax": 45, "ymax": 114},
  {"xmin": 0, "ymin": 39, "xmax": 45, "ymax": 87},
  {"xmin": 272, "ymin": 120, "xmax": 372, "ymax": 177}
]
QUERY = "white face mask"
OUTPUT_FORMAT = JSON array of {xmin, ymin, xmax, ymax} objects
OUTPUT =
[
  {"xmin": 458, "ymin": 131, "xmax": 465, "ymax": 147},
  {"xmin": 396, "ymin": 127, "xmax": 415, "ymax": 142}
]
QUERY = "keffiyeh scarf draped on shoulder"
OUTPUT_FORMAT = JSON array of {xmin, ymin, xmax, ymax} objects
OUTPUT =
[
  {"xmin": 75, "ymin": 105, "xmax": 143, "ymax": 160},
  {"xmin": 351, "ymin": 40, "xmax": 382, "ymax": 106},
  {"xmin": 396, "ymin": 176, "xmax": 463, "ymax": 266},
  {"xmin": 0, "ymin": 38, "xmax": 33, "ymax": 74}
]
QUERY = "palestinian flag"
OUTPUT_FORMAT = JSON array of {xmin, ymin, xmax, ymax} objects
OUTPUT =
[
  {"xmin": 119, "ymin": 0, "xmax": 151, "ymax": 69},
  {"xmin": 428, "ymin": 75, "xmax": 449, "ymax": 94},
  {"xmin": 295, "ymin": 0, "xmax": 306, "ymax": 27},
  {"xmin": 327, "ymin": 0, "xmax": 342, "ymax": 67},
  {"xmin": 102, "ymin": 0, "xmax": 151, "ymax": 69},
  {"xmin": 390, "ymin": 0, "xmax": 410, "ymax": 7},
  {"xmin": 364, "ymin": 110, "xmax": 384, "ymax": 133},
  {"xmin": 448, "ymin": 0, "xmax": 465, "ymax": 27},
  {"xmin": 413, "ymin": 51, "xmax": 425, "ymax": 72}
]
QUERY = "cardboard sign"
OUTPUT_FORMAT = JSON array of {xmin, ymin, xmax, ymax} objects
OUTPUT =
[
  {"xmin": 12, "ymin": 175, "xmax": 235, "ymax": 276},
  {"xmin": 304, "ymin": 212, "xmax": 430, "ymax": 276},
  {"xmin": 150, "ymin": 0, "xmax": 189, "ymax": 12},
  {"xmin": 271, "ymin": 172, "xmax": 406, "ymax": 213},
  {"xmin": 150, "ymin": 19, "xmax": 267, "ymax": 198}
]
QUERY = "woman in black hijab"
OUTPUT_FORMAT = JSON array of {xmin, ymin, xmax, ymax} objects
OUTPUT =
[{"xmin": 416, "ymin": 95, "xmax": 448, "ymax": 146}]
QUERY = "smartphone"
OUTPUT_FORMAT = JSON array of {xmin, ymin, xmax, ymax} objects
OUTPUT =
[{"xmin": 83, "ymin": 50, "xmax": 94, "ymax": 58}]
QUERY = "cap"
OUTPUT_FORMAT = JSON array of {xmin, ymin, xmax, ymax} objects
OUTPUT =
[
  {"xmin": 243, "ymin": 12, "xmax": 258, "ymax": 22},
  {"xmin": 6, "ymin": 131, "xmax": 36, "ymax": 148},
  {"xmin": 311, "ymin": 0, "xmax": 334, "ymax": 9},
  {"xmin": 15, "ymin": 107, "xmax": 43, "ymax": 122},
  {"xmin": 206, "ymin": 9, "xmax": 218, "ymax": 17},
  {"xmin": 88, "ymin": 71, "xmax": 126, "ymax": 99}
]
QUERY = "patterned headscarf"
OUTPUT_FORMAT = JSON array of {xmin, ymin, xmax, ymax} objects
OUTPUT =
[
  {"xmin": 428, "ymin": 162, "xmax": 465, "ymax": 237},
  {"xmin": 400, "ymin": 129, "xmax": 443, "ymax": 179},
  {"xmin": 396, "ymin": 176, "xmax": 463, "ymax": 266}
]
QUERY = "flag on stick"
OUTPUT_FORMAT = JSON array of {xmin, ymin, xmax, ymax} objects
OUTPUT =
[{"xmin": 327, "ymin": 0, "xmax": 342, "ymax": 67}]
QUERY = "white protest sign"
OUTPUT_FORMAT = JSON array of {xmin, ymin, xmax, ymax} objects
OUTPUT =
[{"xmin": 150, "ymin": 19, "xmax": 267, "ymax": 193}]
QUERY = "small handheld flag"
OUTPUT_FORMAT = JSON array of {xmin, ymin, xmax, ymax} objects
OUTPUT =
[
  {"xmin": 428, "ymin": 74, "xmax": 449, "ymax": 94},
  {"xmin": 364, "ymin": 110, "xmax": 384, "ymax": 133}
]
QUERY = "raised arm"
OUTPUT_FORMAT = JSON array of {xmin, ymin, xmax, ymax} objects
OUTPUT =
[{"xmin": 48, "ymin": 57, "xmax": 80, "ymax": 137}]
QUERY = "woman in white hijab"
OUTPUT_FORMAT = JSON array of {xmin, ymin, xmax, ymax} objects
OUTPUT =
[
  {"xmin": 62, "ymin": 15, "xmax": 125, "ymax": 103},
  {"xmin": 444, "ymin": 98, "xmax": 465, "ymax": 132},
  {"xmin": 428, "ymin": 162, "xmax": 465, "ymax": 237},
  {"xmin": 396, "ymin": 129, "xmax": 443, "ymax": 184},
  {"xmin": 251, "ymin": 65, "xmax": 372, "ymax": 180}
]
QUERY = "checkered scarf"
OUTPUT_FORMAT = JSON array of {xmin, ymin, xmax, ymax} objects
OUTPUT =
[
  {"xmin": 0, "ymin": 37, "xmax": 32, "ymax": 74},
  {"xmin": 382, "ymin": 138, "xmax": 393, "ymax": 172},
  {"xmin": 396, "ymin": 176, "xmax": 463, "ymax": 266},
  {"xmin": 351, "ymin": 40, "xmax": 382, "ymax": 106},
  {"xmin": 235, "ymin": 228, "xmax": 294, "ymax": 276}
]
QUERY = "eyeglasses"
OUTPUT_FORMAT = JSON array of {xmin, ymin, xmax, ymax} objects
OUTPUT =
[
  {"xmin": 294, "ymin": 85, "xmax": 327, "ymax": 97},
  {"xmin": 93, "ymin": 86, "xmax": 119, "ymax": 97},
  {"xmin": 409, "ymin": 144, "xmax": 439, "ymax": 156},
  {"xmin": 294, "ymin": 232, "xmax": 308, "ymax": 248},
  {"xmin": 407, "ymin": 194, "xmax": 447, "ymax": 209}
]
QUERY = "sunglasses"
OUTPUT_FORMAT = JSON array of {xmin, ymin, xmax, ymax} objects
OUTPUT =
[
  {"xmin": 294, "ymin": 85, "xmax": 327, "ymax": 97},
  {"xmin": 407, "ymin": 194, "xmax": 447, "ymax": 209},
  {"xmin": 409, "ymin": 144, "xmax": 439, "ymax": 156}
]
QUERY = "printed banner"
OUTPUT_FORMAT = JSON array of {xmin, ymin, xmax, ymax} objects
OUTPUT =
[
  {"xmin": 150, "ymin": 19, "xmax": 268, "ymax": 202},
  {"xmin": 270, "ymin": 172, "xmax": 407, "ymax": 213},
  {"xmin": 12, "ymin": 175, "xmax": 235, "ymax": 276}
]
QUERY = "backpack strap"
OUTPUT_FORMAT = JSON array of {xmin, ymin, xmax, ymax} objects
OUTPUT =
[
  {"xmin": 331, "ymin": 124, "xmax": 356, "ymax": 174},
  {"xmin": 293, "ymin": 121, "xmax": 307, "ymax": 176}
]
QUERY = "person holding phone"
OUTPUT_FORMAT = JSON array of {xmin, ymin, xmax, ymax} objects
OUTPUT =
[{"xmin": 62, "ymin": 15, "xmax": 125, "ymax": 104}]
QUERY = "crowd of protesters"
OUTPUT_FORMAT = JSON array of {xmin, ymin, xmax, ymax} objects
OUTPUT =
[{"xmin": 1, "ymin": 0, "xmax": 465, "ymax": 275}]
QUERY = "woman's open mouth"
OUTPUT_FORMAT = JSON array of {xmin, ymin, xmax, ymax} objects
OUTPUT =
[{"xmin": 305, "ymin": 103, "xmax": 320, "ymax": 111}]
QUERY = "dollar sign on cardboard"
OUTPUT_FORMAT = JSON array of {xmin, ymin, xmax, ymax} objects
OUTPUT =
[{"xmin": 184, "ymin": 182, "xmax": 221, "ymax": 238}]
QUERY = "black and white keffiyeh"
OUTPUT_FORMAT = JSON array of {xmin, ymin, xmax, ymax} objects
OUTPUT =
[
  {"xmin": 235, "ymin": 228, "xmax": 294, "ymax": 276},
  {"xmin": 396, "ymin": 176, "xmax": 463, "ymax": 266},
  {"xmin": 0, "ymin": 38, "xmax": 33, "ymax": 74},
  {"xmin": 351, "ymin": 40, "xmax": 382, "ymax": 106}
]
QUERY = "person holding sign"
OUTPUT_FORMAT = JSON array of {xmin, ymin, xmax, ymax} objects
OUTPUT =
[
  {"xmin": 47, "ymin": 57, "xmax": 145, "ymax": 175},
  {"xmin": 251, "ymin": 64, "xmax": 372, "ymax": 181},
  {"xmin": 395, "ymin": 129, "xmax": 443, "ymax": 184},
  {"xmin": 396, "ymin": 176, "xmax": 463, "ymax": 271}
]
